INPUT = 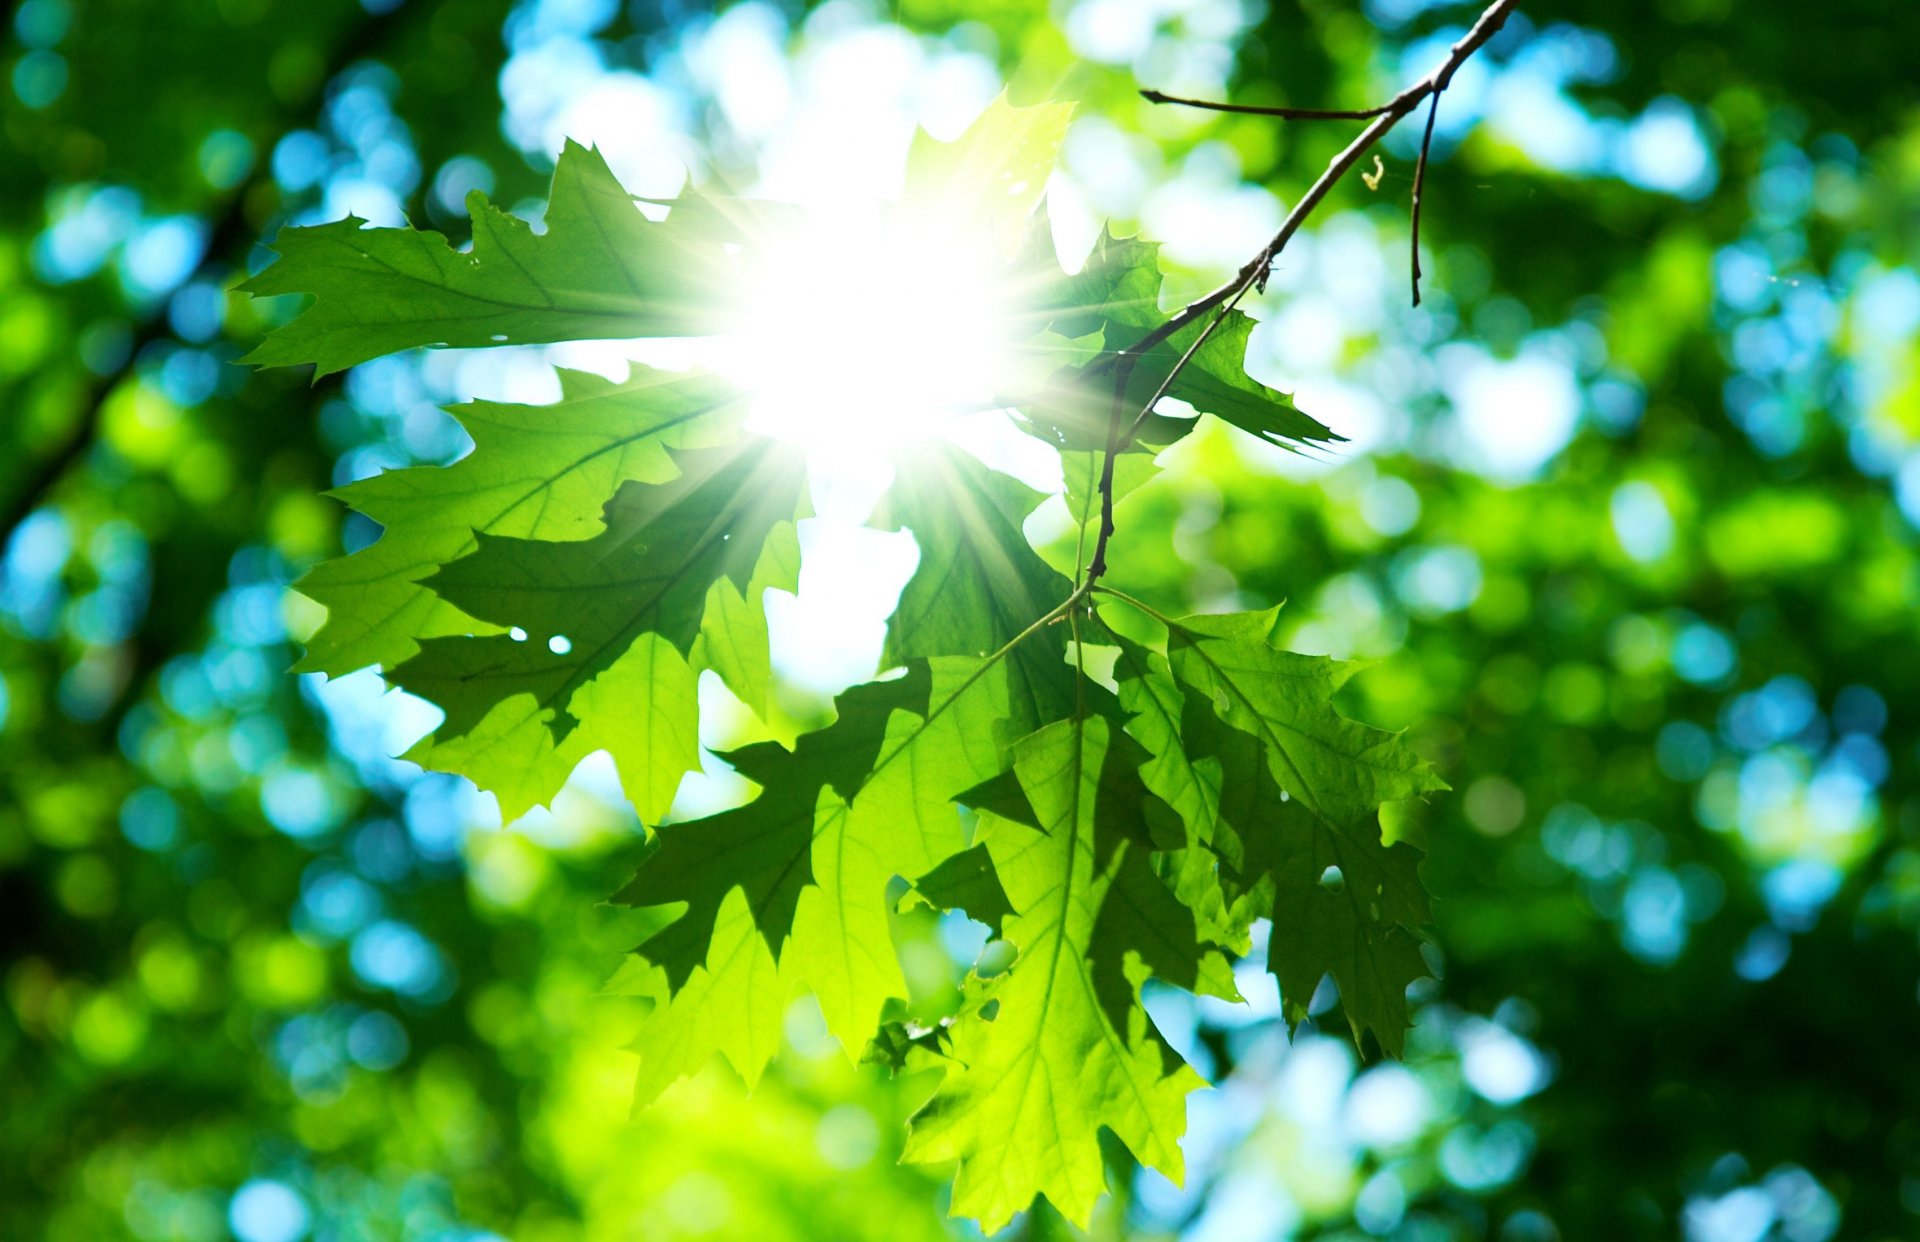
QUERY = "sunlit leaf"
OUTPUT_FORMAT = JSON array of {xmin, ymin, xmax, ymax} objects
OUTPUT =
[
  {"xmin": 242, "ymin": 142, "xmax": 729, "ymax": 376},
  {"xmin": 878, "ymin": 445, "xmax": 1077, "ymax": 733},
  {"xmin": 292, "ymin": 365, "xmax": 745, "ymax": 681},
  {"xmin": 239, "ymin": 89, "xmax": 1446, "ymax": 1228},
  {"xmin": 902, "ymin": 714, "xmax": 1212, "ymax": 1230},
  {"xmin": 1164, "ymin": 608, "xmax": 1446, "ymax": 1053}
]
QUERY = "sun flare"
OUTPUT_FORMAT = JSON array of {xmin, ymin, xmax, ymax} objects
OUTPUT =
[{"xmin": 720, "ymin": 209, "xmax": 1027, "ymax": 454}]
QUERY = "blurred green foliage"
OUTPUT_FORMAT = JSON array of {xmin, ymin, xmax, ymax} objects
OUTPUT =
[{"xmin": 3, "ymin": 0, "xmax": 1918, "ymax": 1240}]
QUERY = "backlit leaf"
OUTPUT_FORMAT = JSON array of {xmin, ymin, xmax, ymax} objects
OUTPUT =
[
  {"xmin": 902, "ymin": 714, "xmax": 1211, "ymax": 1230},
  {"xmin": 242, "ymin": 142, "xmax": 729, "ymax": 376}
]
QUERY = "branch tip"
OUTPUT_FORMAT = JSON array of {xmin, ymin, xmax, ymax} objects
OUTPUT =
[{"xmin": 1079, "ymin": 0, "xmax": 1517, "ymax": 590}]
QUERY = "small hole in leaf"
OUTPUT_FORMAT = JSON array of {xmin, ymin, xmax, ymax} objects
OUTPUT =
[
  {"xmin": 979, "ymin": 999, "xmax": 1001, "ymax": 1022},
  {"xmin": 548, "ymin": 634, "xmax": 572, "ymax": 655},
  {"xmin": 1319, "ymin": 865, "xmax": 1345, "ymax": 893},
  {"xmin": 489, "ymin": 333, "xmax": 509, "ymax": 342},
  {"xmin": 508, "ymin": 627, "xmax": 528, "ymax": 642}
]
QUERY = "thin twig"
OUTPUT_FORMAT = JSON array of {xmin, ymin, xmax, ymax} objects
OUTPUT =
[
  {"xmin": 1091, "ymin": 584, "xmax": 1178, "ymax": 630},
  {"xmin": 867, "ymin": 586, "xmax": 1085, "ymax": 779},
  {"xmin": 1082, "ymin": 360, "xmax": 1134, "ymax": 583},
  {"xmin": 1139, "ymin": 89, "xmax": 1395, "ymax": 121},
  {"xmin": 1410, "ymin": 90, "xmax": 1442, "ymax": 307},
  {"xmin": 1116, "ymin": 276, "xmax": 1256, "ymax": 455},
  {"xmin": 1077, "ymin": 0, "xmax": 1517, "ymax": 593},
  {"xmin": 1089, "ymin": 0, "xmax": 1516, "ymax": 384}
]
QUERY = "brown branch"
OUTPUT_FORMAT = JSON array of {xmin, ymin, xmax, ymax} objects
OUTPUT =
[
  {"xmin": 1082, "ymin": 360, "xmax": 1134, "ymax": 583},
  {"xmin": 1410, "ymin": 90, "xmax": 1443, "ymax": 307},
  {"xmin": 1139, "ymin": 88, "xmax": 1395, "ymax": 121},
  {"xmin": 1091, "ymin": 0, "xmax": 1516, "ymax": 382},
  {"xmin": 1076, "ymin": 0, "xmax": 1518, "ymax": 594},
  {"xmin": 1117, "ymin": 278, "xmax": 1252, "ymax": 455}
]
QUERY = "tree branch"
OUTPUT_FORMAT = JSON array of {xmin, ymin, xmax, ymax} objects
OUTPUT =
[
  {"xmin": 1410, "ymin": 89, "xmax": 1443, "ymax": 307},
  {"xmin": 1139, "ymin": 89, "xmax": 1394, "ymax": 121},
  {"xmin": 1117, "ymin": 278, "xmax": 1251, "ymax": 457},
  {"xmin": 1078, "ymin": 0, "xmax": 1518, "ymax": 590},
  {"xmin": 1082, "ymin": 360, "xmax": 1135, "ymax": 583}
]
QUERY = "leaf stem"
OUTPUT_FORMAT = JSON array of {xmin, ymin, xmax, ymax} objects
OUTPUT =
[
  {"xmin": 867, "ymin": 586, "xmax": 1090, "ymax": 781},
  {"xmin": 1089, "ymin": 584, "xmax": 1178, "ymax": 630}
]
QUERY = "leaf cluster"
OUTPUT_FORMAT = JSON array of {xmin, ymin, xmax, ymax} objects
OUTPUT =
[{"xmin": 243, "ymin": 98, "xmax": 1441, "ymax": 1228}]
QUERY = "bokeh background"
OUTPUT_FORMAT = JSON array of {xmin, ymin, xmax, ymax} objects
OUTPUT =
[{"xmin": 5, "ymin": 0, "xmax": 1920, "ymax": 1239}]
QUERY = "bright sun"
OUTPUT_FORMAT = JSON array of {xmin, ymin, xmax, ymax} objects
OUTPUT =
[{"xmin": 720, "ymin": 209, "xmax": 1023, "ymax": 453}]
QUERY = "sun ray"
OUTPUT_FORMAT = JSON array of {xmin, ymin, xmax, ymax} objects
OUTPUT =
[{"xmin": 713, "ymin": 204, "xmax": 1035, "ymax": 457}]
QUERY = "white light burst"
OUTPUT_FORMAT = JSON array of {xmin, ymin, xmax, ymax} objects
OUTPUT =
[{"xmin": 722, "ymin": 209, "xmax": 1022, "ymax": 454}]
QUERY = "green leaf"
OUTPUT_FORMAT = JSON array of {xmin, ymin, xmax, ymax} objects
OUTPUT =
[
  {"xmin": 903, "ymin": 93, "xmax": 1074, "ymax": 255},
  {"xmin": 613, "ymin": 667, "xmax": 935, "ymax": 989},
  {"xmin": 294, "ymin": 365, "xmax": 746, "ymax": 681},
  {"xmin": 694, "ymin": 518, "xmax": 801, "ymax": 716},
  {"xmin": 633, "ymin": 190, "xmax": 806, "ymax": 244},
  {"xmin": 905, "ymin": 843, "xmax": 1015, "ymax": 933},
  {"xmin": 879, "ymin": 445, "xmax": 1077, "ymax": 733},
  {"xmin": 404, "ymin": 630, "xmax": 699, "ymax": 824},
  {"xmin": 1014, "ymin": 356, "xmax": 1195, "ymax": 454},
  {"xmin": 1144, "ymin": 309, "xmax": 1342, "ymax": 453},
  {"xmin": 1061, "ymin": 448, "xmax": 1160, "ymax": 536},
  {"xmin": 231, "ymin": 84, "xmax": 1448, "ymax": 1228},
  {"xmin": 791, "ymin": 656, "xmax": 1014, "ymax": 1048},
  {"xmin": 383, "ymin": 441, "xmax": 802, "ymax": 819},
  {"xmin": 1107, "ymin": 629, "xmax": 1264, "ymax": 952},
  {"xmin": 1168, "ymin": 610, "xmax": 1444, "ymax": 819},
  {"xmin": 1041, "ymin": 226, "xmax": 1166, "ymax": 339},
  {"xmin": 902, "ymin": 714, "xmax": 1211, "ymax": 1231},
  {"xmin": 862, "ymin": 1019, "xmax": 953, "ymax": 1077},
  {"xmin": 615, "ymin": 887, "xmax": 794, "ymax": 1107},
  {"xmin": 391, "ymin": 441, "xmax": 805, "ymax": 741},
  {"xmin": 1248, "ymin": 799, "xmax": 1433, "ymax": 1056},
  {"xmin": 1164, "ymin": 608, "xmax": 1446, "ymax": 1054},
  {"xmin": 1026, "ymin": 226, "xmax": 1341, "ymax": 453},
  {"xmin": 242, "ymin": 142, "xmax": 728, "ymax": 376},
  {"xmin": 617, "ymin": 655, "xmax": 1015, "ymax": 1074},
  {"xmin": 1109, "ymin": 631, "xmax": 1229, "ymax": 857},
  {"xmin": 862, "ymin": 970, "xmax": 1002, "ymax": 1079}
]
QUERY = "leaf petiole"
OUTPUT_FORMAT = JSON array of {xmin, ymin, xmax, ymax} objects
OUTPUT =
[{"xmin": 1089, "ymin": 583, "xmax": 1178, "ymax": 629}]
